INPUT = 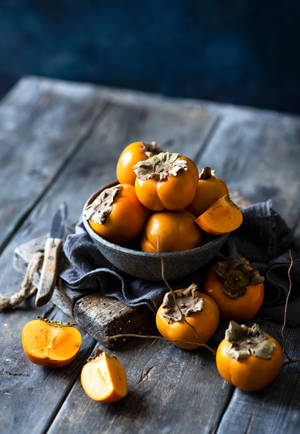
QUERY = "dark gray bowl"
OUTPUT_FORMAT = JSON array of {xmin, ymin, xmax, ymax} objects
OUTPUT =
[{"xmin": 82, "ymin": 182, "xmax": 229, "ymax": 281}]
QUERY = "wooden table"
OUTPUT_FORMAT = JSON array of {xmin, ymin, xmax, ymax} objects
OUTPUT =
[{"xmin": 1, "ymin": 77, "xmax": 300, "ymax": 434}]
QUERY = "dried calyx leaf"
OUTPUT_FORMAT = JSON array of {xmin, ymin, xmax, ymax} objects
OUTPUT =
[
  {"xmin": 213, "ymin": 258, "xmax": 264, "ymax": 299},
  {"xmin": 83, "ymin": 185, "xmax": 122, "ymax": 225},
  {"xmin": 134, "ymin": 152, "xmax": 188, "ymax": 181},
  {"xmin": 225, "ymin": 321, "xmax": 276, "ymax": 361},
  {"xmin": 199, "ymin": 166, "xmax": 216, "ymax": 180},
  {"xmin": 141, "ymin": 141, "xmax": 163, "ymax": 158},
  {"xmin": 37, "ymin": 316, "xmax": 76, "ymax": 328},
  {"xmin": 161, "ymin": 283, "xmax": 203, "ymax": 322}
]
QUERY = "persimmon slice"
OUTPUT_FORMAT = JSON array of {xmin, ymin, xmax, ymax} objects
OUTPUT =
[
  {"xmin": 81, "ymin": 350, "xmax": 128, "ymax": 403},
  {"xmin": 22, "ymin": 318, "xmax": 81, "ymax": 367},
  {"xmin": 195, "ymin": 195, "xmax": 243, "ymax": 235}
]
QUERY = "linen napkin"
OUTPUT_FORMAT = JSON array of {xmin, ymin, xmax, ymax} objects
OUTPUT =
[{"xmin": 60, "ymin": 200, "xmax": 300, "ymax": 326}]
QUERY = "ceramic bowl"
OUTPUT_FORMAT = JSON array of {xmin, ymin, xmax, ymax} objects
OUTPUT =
[{"xmin": 82, "ymin": 182, "xmax": 229, "ymax": 281}]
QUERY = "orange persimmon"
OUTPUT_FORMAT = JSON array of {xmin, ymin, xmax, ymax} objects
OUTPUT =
[
  {"xmin": 84, "ymin": 183, "xmax": 148, "ymax": 245},
  {"xmin": 156, "ymin": 285, "xmax": 220, "ymax": 350},
  {"xmin": 116, "ymin": 141, "xmax": 162, "ymax": 185},
  {"xmin": 81, "ymin": 349, "xmax": 128, "ymax": 403},
  {"xmin": 204, "ymin": 259, "xmax": 264, "ymax": 322},
  {"xmin": 195, "ymin": 195, "xmax": 243, "ymax": 235},
  {"xmin": 187, "ymin": 167, "xmax": 229, "ymax": 216},
  {"xmin": 22, "ymin": 317, "xmax": 81, "ymax": 367},
  {"xmin": 134, "ymin": 152, "xmax": 199, "ymax": 211},
  {"xmin": 141, "ymin": 210, "xmax": 202, "ymax": 252},
  {"xmin": 216, "ymin": 321, "xmax": 283, "ymax": 391}
]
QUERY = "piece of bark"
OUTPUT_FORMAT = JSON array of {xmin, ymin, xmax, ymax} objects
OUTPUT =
[{"xmin": 14, "ymin": 235, "xmax": 154, "ymax": 349}]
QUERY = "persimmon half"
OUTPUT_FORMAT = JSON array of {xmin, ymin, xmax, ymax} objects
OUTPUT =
[
  {"xmin": 216, "ymin": 321, "xmax": 283, "ymax": 391},
  {"xmin": 116, "ymin": 141, "xmax": 162, "ymax": 185},
  {"xmin": 134, "ymin": 152, "xmax": 199, "ymax": 211},
  {"xmin": 84, "ymin": 183, "xmax": 148, "ymax": 245},
  {"xmin": 141, "ymin": 210, "xmax": 202, "ymax": 253},
  {"xmin": 195, "ymin": 195, "xmax": 243, "ymax": 235},
  {"xmin": 204, "ymin": 258, "xmax": 264, "ymax": 322},
  {"xmin": 22, "ymin": 318, "xmax": 81, "ymax": 367},
  {"xmin": 187, "ymin": 167, "xmax": 229, "ymax": 216},
  {"xmin": 156, "ymin": 285, "xmax": 220, "ymax": 350},
  {"xmin": 81, "ymin": 349, "xmax": 128, "ymax": 403}
]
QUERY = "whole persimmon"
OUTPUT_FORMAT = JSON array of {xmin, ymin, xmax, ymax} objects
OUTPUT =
[
  {"xmin": 116, "ymin": 141, "xmax": 162, "ymax": 185},
  {"xmin": 141, "ymin": 210, "xmax": 202, "ymax": 253},
  {"xmin": 187, "ymin": 167, "xmax": 229, "ymax": 216},
  {"xmin": 216, "ymin": 321, "xmax": 283, "ymax": 391},
  {"xmin": 134, "ymin": 152, "xmax": 199, "ymax": 211},
  {"xmin": 204, "ymin": 258, "xmax": 264, "ymax": 322},
  {"xmin": 84, "ymin": 184, "xmax": 148, "ymax": 245},
  {"xmin": 156, "ymin": 284, "xmax": 220, "ymax": 350}
]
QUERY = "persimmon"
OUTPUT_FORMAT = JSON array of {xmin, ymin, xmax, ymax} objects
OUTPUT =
[
  {"xmin": 141, "ymin": 210, "xmax": 202, "ymax": 253},
  {"xmin": 156, "ymin": 285, "xmax": 220, "ymax": 350},
  {"xmin": 22, "ymin": 317, "xmax": 81, "ymax": 367},
  {"xmin": 116, "ymin": 141, "xmax": 162, "ymax": 185},
  {"xmin": 81, "ymin": 349, "xmax": 128, "ymax": 403},
  {"xmin": 195, "ymin": 195, "xmax": 243, "ymax": 235},
  {"xmin": 84, "ymin": 183, "xmax": 148, "ymax": 245},
  {"xmin": 187, "ymin": 167, "xmax": 229, "ymax": 216},
  {"xmin": 134, "ymin": 152, "xmax": 199, "ymax": 211},
  {"xmin": 216, "ymin": 321, "xmax": 283, "ymax": 391},
  {"xmin": 204, "ymin": 258, "xmax": 264, "ymax": 322}
]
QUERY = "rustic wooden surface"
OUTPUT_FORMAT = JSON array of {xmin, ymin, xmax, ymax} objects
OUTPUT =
[{"xmin": 0, "ymin": 76, "xmax": 300, "ymax": 434}]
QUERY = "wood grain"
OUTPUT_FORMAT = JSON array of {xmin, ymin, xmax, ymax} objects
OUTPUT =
[
  {"xmin": 1, "ymin": 77, "xmax": 300, "ymax": 434},
  {"xmin": 0, "ymin": 77, "xmax": 106, "ymax": 253}
]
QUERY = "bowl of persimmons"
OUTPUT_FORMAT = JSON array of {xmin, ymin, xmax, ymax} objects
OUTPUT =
[{"xmin": 82, "ymin": 141, "xmax": 243, "ymax": 281}]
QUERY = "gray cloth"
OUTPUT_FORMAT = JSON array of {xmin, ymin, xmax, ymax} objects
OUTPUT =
[{"xmin": 60, "ymin": 200, "xmax": 300, "ymax": 326}]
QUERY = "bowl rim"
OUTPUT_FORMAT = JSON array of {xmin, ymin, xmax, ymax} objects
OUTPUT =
[{"xmin": 82, "ymin": 181, "xmax": 229, "ymax": 257}]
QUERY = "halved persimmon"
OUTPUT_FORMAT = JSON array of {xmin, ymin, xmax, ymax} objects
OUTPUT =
[
  {"xmin": 22, "ymin": 317, "xmax": 81, "ymax": 367},
  {"xmin": 81, "ymin": 349, "xmax": 128, "ymax": 403},
  {"xmin": 195, "ymin": 195, "xmax": 243, "ymax": 235}
]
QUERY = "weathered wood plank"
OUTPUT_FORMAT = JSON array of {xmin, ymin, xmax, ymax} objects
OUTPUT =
[
  {"xmin": 0, "ymin": 76, "xmax": 106, "ymax": 252},
  {"xmin": 197, "ymin": 108, "xmax": 300, "ymax": 228},
  {"xmin": 216, "ymin": 321, "xmax": 300, "ymax": 434},
  {"xmin": 48, "ymin": 337, "xmax": 232, "ymax": 434},
  {"xmin": 0, "ymin": 91, "xmax": 224, "ymax": 433}
]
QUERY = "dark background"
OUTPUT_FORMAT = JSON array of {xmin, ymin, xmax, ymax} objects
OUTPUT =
[{"xmin": 1, "ymin": 0, "xmax": 300, "ymax": 113}]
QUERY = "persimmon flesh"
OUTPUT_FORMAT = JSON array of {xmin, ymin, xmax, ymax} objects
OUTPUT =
[
  {"xmin": 22, "ymin": 318, "xmax": 81, "ymax": 367},
  {"xmin": 81, "ymin": 351, "xmax": 128, "ymax": 403}
]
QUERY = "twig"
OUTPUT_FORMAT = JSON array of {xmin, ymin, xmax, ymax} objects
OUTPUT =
[
  {"xmin": 83, "ymin": 331, "xmax": 217, "ymax": 354},
  {"xmin": 281, "ymin": 250, "xmax": 300, "ymax": 367},
  {"xmin": 157, "ymin": 235, "xmax": 216, "ymax": 355},
  {"xmin": 281, "ymin": 249, "xmax": 293, "ymax": 361}
]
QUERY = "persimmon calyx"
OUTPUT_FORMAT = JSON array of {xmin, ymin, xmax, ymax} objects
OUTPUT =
[
  {"xmin": 213, "ymin": 258, "xmax": 264, "ymax": 299},
  {"xmin": 37, "ymin": 316, "xmax": 76, "ymax": 328},
  {"xmin": 199, "ymin": 166, "xmax": 216, "ymax": 179},
  {"xmin": 225, "ymin": 321, "xmax": 276, "ymax": 361},
  {"xmin": 134, "ymin": 152, "xmax": 188, "ymax": 181},
  {"xmin": 141, "ymin": 141, "xmax": 163, "ymax": 158},
  {"xmin": 84, "ymin": 185, "xmax": 122, "ymax": 224},
  {"xmin": 161, "ymin": 284, "xmax": 203, "ymax": 321},
  {"xmin": 87, "ymin": 348, "xmax": 117, "ymax": 362}
]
